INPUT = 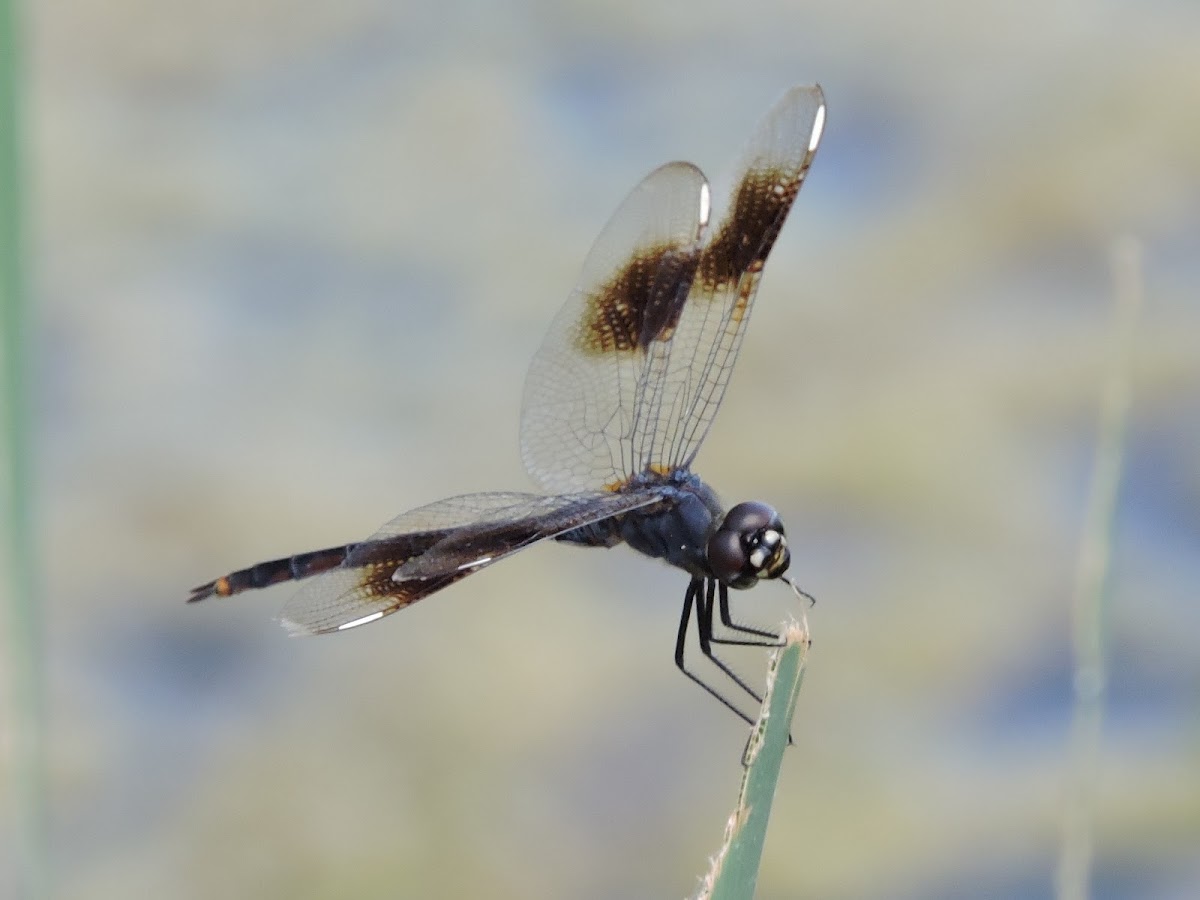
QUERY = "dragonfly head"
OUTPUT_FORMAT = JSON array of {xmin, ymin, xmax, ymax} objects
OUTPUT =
[{"xmin": 707, "ymin": 501, "xmax": 790, "ymax": 589}]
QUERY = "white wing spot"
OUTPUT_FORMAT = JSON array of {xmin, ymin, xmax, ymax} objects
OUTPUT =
[
  {"xmin": 809, "ymin": 103, "xmax": 827, "ymax": 152},
  {"xmin": 337, "ymin": 611, "xmax": 385, "ymax": 631},
  {"xmin": 455, "ymin": 556, "xmax": 493, "ymax": 572}
]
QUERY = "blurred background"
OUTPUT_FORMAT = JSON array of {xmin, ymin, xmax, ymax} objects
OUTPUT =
[{"xmin": 2, "ymin": 0, "xmax": 1198, "ymax": 897}]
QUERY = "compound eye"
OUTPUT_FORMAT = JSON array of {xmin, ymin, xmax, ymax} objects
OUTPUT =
[
  {"xmin": 722, "ymin": 501, "xmax": 783, "ymax": 536},
  {"xmin": 707, "ymin": 529, "xmax": 756, "ymax": 589}
]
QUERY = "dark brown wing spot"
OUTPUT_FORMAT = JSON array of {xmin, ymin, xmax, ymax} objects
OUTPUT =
[
  {"xmin": 698, "ymin": 165, "xmax": 800, "ymax": 291},
  {"xmin": 576, "ymin": 242, "xmax": 701, "ymax": 355},
  {"xmin": 730, "ymin": 265, "xmax": 763, "ymax": 324},
  {"xmin": 345, "ymin": 538, "xmax": 445, "ymax": 606},
  {"xmin": 356, "ymin": 562, "xmax": 403, "ymax": 598},
  {"xmin": 349, "ymin": 563, "xmax": 469, "ymax": 615}
]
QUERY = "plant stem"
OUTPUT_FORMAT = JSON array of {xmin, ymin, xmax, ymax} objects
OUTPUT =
[
  {"xmin": 1, "ymin": 0, "xmax": 47, "ymax": 895},
  {"xmin": 697, "ymin": 620, "xmax": 810, "ymax": 900},
  {"xmin": 1055, "ymin": 236, "xmax": 1142, "ymax": 900}
]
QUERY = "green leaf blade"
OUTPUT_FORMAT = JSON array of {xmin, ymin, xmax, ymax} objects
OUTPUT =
[{"xmin": 698, "ymin": 620, "xmax": 810, "ymax": 900}]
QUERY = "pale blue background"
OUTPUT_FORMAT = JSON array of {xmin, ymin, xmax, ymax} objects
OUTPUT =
[{"xmin": 18, "ymin": 0, "xmax": 1200, "ymax": 897}]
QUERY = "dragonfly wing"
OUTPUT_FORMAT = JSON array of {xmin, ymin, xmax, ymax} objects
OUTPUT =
[
  {"xmin": 652, "ymin": 85, "xmax": 826, "ymax": 470},
  {"xmin": 520, "ymin": 161, "xmax": 710, "ymax": 493},
  {"xmin": 278, "ymin": 489, "xmax": 661, "ymax": 634},
  {"xmin": 393, "ymin": 488, "xmax": 664, "ymax": 580},
  {"xmin": 519, "ymin": 86, "xmax": 825, "ymax": 493},
  {"xmin": 279, "ymin": 492, "xmax": 544, "ymax": 634}
]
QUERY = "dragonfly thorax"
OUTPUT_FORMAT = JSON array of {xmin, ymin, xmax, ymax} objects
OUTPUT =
[{"xmin": 614, "ymin": 471, "xmax": 724, "ymax": 579}]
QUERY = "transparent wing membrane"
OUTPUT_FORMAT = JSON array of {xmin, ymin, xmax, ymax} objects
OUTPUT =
[
  {"xmin": 519, "ymin": 86, "xmax": 825, "ymax": 490},
  {"xmin": 278, "ymin": 489, "xmax": 660, "ymax": 634},
  {"xmin": 520, "ymin": 161, "xmax": 710, "ymax": 492}
]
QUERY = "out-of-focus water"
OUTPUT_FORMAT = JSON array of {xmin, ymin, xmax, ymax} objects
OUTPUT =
[{"xmin": 12, "ymin": 1, "xmax": 1198, "ymax": 897}]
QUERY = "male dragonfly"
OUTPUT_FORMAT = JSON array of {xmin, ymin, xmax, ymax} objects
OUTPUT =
[{"xmin": 190, "ymin": 85, "xmax": 826, "ymax": 724}]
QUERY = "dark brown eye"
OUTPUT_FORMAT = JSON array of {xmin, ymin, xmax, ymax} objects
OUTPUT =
[
  {"xmin": 707, "ymin": 501, "xmax": 789, "ymax": 588},
  {"xmin": 708, "ymin": 528, "xmax": 756, "ymax": 588},
  {"xmin": 722, "ymin": 501, "xmax": 781, "ymax": 535}
]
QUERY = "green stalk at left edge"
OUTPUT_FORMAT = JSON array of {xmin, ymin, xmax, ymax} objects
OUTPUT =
[{"xmin": 1, "ymin": 0, "xmax": 48, "ymax": 895}]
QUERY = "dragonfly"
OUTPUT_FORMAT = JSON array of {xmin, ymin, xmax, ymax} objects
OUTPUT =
[{"xmin": 190, "ymin": 85, "xmax": 826, "ymax": 725}]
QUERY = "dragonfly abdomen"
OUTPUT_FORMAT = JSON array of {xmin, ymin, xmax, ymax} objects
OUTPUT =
[
  {"xmin": 188, "ymin": 544, "xmax": 357, "ymax": 602},
  {"xmin": 556, "ymin": 518, "xmax": 624, "ymax": 548}
]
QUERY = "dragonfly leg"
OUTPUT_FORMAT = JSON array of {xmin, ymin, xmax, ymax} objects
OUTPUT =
[{"xmin": 674, "ymin": 578, "xmax": 756, "ymax": 727}]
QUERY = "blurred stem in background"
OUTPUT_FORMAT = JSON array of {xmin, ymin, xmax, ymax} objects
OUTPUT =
[
  {"xmin": 1055, "ymin": 237, "xmax": 1143, "ymax": 900},
  {"xmin": 1, "ymin": 0, "xmax": 48, "ymax": 896}
]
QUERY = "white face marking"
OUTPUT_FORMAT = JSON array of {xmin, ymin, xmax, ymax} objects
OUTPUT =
[
  {"xmin": 809, "ymin": 103, "xmax": 826, "ymax": 153},
  {"xmin": 337, "ymin": 611, "xmax": 385, "ymax": 631},
  {"xmin": 749, "ymin": 547, "xmax": 767, "ymax": 568},
  {"xmin": 699, "ymin": 182, "xmax": 711, "ymax": 227}
]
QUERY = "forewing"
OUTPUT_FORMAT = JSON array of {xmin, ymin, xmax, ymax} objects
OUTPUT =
[
  {"xmin": 278, "ymin": 492, "xmax": 540, "ymax": 634},
  {"xmin": 394, "ymin": 488, "xmax": 662, "ymax": 579},
  {"xmin": 278, "ymin": 490, "xmax": 660, "ymax": 634},
  {"xmin": 520, "ymin": 161, "xmax": 709, "ymax": 493},
  {"xmin": 633, "ymin": 85, "xmax": 826, "ymax": 472}
]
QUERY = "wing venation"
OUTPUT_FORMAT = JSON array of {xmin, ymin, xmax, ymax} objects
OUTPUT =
[
  {"xmin": 278, "ymin": 489, "xmax": 661, "ymax": 634},
  {"xmin": 519, "ymin": 86, "xmax": 825, "ymax": 491}
]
